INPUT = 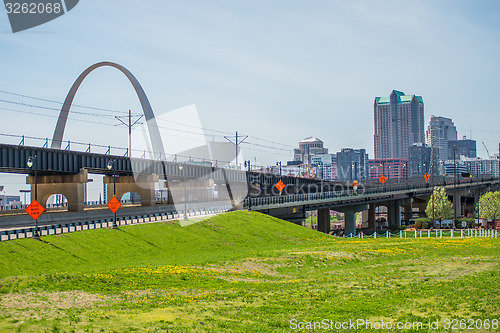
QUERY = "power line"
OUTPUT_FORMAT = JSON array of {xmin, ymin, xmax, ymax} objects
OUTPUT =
[
  {"xmin": 0, "ymin": 89, "xmax": 134, "ymax": 115},
  {"xmin": 0, "ymin": 98, "xmax": 116, "ymax": 118}
]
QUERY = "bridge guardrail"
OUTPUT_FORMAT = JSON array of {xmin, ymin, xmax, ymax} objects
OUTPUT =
[
  {"xmin": 243, "ymin": 177, "xmax": 498, "ymax": 209},
  {"xmin": 0, "ymin": 206, "xmax": 230, "ymax": 242}
]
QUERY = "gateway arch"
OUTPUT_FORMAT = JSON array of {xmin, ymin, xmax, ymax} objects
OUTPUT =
[{"xmin": 51, "ymin": 61, "xmax": 165, "ymax": 158}]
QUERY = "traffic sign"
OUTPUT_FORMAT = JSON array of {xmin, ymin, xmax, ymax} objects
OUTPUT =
[
  {"xmin": 424, "ymin": 173, "xmax": 430, "ymax": 182},
  {"xmin": 25, "ymin": 200, "xmax": 45, "ymax": 220},
  {"xmin": 107, "ymin": 196, "xmax": 121, "ymax": 213},
  {"xmin": 353, "ymin": 180, "xmax": 358, "ymax": 190},
  {"xmin": 275, "ymin": 180, "xmax": 285, "ymax": 192},
  {"xmin": 379, "ymin": 175, "xmax": 387, "ymax": 184}
]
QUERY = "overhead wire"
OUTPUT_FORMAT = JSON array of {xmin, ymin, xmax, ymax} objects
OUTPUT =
[{"xmin": 0, "ymin": 91, "xmax": 297, "ymax": 157}]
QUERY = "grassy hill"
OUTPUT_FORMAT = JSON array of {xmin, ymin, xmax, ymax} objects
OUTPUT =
[
  {"xmin": 0, "ymin": 211, "xmax": 499, "ymax": 332},
  {"xmin": 0, "ymin": 211, "xmax": 324, "ymax": 278}
]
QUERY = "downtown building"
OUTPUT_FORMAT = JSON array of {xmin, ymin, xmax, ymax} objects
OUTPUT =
[
  {"xmin": 374, "ymin": 90, "xmax": 425, "ymax": 160},
  {"xmin": 408, "ymin": 143, "xmax": 439, "ymax": 177},
  {"xmin": 293, "ymin": 137, "xmax": 328, "ymax": 164},
  {"xmin": 426, "ymin": 115, "xmax": 457, "ymax": 161},
  {"xmin": 447, "ymin": 137, "xmax": 477, "ymax": 159},
  {"xmin": 311, "ymin": 154, "xmax": 337, "ymax": 181},
  {"xmin": 368, "ymin": 158, "xmax": 409, "ymax": 179},
  {"xmin": 336, "ymin": 148, "xmax": 369, "ymax": 181}
]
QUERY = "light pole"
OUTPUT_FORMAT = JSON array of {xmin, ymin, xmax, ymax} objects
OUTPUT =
[
  {"xmin": 27, "ymin": 155, "xmax": 39, "ymax": 237},
  {"xmin": 107, "ymin": 159, "xmax": 118, "ymax": 229},
  {"xmin": 453, "ymin": 144, "xmax": 457, "ymax": 225},
  {"xmin": 276, "ymin": 161, "xmax": 282, "ymax": 177},
  {"xmin": 179, "ymin": 165, "xmax": 188, "ymax": 220},
  {"xmin": 318, "ymin": 162, "xmax": 323, "ymax": 193}
]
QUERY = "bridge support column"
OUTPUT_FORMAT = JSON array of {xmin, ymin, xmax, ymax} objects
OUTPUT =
[
  {"xmin": 336, "ymin": 204, "xmax": 368, "ymax": 236},
  {"xmin": 26, "ymin": 169, "xmax": 88, "ymax": 212},
  {"xmin": 453, "ymin": 192, "xmax": 462, "ymax": 218},
  {"xmin": 388, "ymin": 200, "xmax": 401, "ymax": 229},
  {"xmin": 317, "ymin": 208, "xmax": 330, "ymax": 234},
  {"xmin": 103, "ymin": 175, "xmax": 159, "ymax": 207},
  {"xmin": 402, "ymin": 202, "xmax": 413, "ymax": 224},
  {"xmin": 367, "ymin": 203, "xmax": 376, "ymax": 229}
]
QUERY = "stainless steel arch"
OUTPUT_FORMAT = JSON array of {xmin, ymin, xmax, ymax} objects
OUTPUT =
[{"xmin": 51, "ymin": 61, "xmax": 165, "ymax": 158}]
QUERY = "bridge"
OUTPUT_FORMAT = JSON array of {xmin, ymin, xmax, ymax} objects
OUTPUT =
[{"xmin": 1, "ymin": 61, "xmax": 498, "ymax": 237}]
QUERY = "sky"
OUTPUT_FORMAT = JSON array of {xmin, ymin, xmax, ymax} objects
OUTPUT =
[{"xmin": 0, "ymin": 0, "xmax": 499, "ymax": 197}]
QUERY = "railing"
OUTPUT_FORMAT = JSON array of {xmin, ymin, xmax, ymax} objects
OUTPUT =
[
  {"xmin": 343, "ymin": 228, "xmax": 498, "ymax": 239},
  {"xmin": 0, "ymin": 206, "xmax": 230, "ymax": 241},
  {"xmin": 244, "ymin": 177, "xmax": 498, "ymax": 209}
]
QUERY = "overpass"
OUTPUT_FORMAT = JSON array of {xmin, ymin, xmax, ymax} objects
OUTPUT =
[
  {"xmin": 1, "ymin": 61, "xmax": 498, "ymax": 237},
  {"xmin": 1, "ymin": 138, "xmax": 497, "ymax": 236}
]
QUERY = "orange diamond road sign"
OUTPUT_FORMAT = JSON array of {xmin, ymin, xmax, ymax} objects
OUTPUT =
[
  {"xmin": 379, "ymin": 175, "xmax": 387, "ymax": 184},
  {"xmin": 25, "ymin": 200, "xmax": 45, "ymax": 220},
  {"xmin": 424, "ymin": 173, "xmax": 430, "ymax": 182},
  {"xmin": 275, "ymin": 180, "xmax": 285, "ymax": 192},
  {"xmin": 107, "ymin": 196, "xmax": 121, "ymax": 213}
]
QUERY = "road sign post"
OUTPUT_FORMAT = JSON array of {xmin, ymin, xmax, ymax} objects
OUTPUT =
[
  {"xmin": 25, "ymin": 199, "xmax": 44, "ymax": 238},
  {"xmin": 424, "ymin": 173, "xmax": 430, "ymax": 183},
  {"xmin": 107, "ymin": 196, "xmax": 121, "ymax": 228}
]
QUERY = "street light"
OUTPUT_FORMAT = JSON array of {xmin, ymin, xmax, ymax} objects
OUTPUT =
[
  {"xmin": 179, "ymin": 165, "xmax": 188, "ymax": 220},
  {"xmin": 318, "ymin": 162, "xmax": 323, "ymax": 193},
  {"xmin": 107, "ymin": 159, "xmax": 118, "ymax": 229},
  {"xmin": 27, "ymin": 155, "xmax": 39, "ymax": 238}
]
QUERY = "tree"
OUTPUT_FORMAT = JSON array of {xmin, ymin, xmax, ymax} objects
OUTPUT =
[
  {"xmin": 425, "ymin": 187, "xmax": 453, "ymax": 227},
  {"xmin": 478, "ymin": 191, "xmax": 500, "ymax": 222}
]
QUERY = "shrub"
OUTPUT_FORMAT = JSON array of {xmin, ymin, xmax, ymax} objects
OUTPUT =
[{"xmin": 415, "ymin": 218, "xmax": 431, "ymax": 229}]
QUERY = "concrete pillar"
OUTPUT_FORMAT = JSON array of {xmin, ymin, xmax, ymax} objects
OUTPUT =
[
  {"xmin": 317, "ymin": 208, "xmax": 330, "ymax": 234},
  {"xmin": 453, "ymin": 192, "xmax": 462, "ymax": 217},
  {"xmin": 388, "ymin": 200, "xmax": 401, "ymax": 228},
  {"xmin": 336, "ymin": 204, "xmax": 369, "ymax": 236},
  {"xmin": 367, "ymin": 203, "xmax": 376, "ymax": 229},
  {"xmin": 344, "ymin": 211, "xmax": 356, "ymax": 236},
  {"xmin": 402, "ymin": 203, "xmax": 413, "ymax": 223},
  {"xmin": 27, "ymin": 169, "xmax": 88, "ymax": 212},
  {"xmin": 103, "ymin": 174, "xmax": 159, "ymax": 207}
]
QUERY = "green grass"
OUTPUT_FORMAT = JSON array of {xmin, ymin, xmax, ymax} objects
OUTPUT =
[{"xmin": 0, "ymin": 211, "xmax": 498, "ymax": 332}]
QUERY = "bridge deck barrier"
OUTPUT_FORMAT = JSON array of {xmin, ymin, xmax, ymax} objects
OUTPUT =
[{"xmin": 0, "ymin": 206, "xmax": 230, "ymax": 242}]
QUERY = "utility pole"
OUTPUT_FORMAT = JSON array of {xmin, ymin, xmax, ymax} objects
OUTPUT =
[
  {"xmin": 224, "ymin": 131, "xmax": 248, "ymax": 169},
  {"xmin": 115, "ymin": 110, "xmax": 143, "ymax": 156}
]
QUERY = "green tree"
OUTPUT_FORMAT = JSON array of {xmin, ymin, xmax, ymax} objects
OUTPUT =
[
  {"xmin": 425, "ymin": 187, "xmax": 453, "ymax": 227},
  {"xmin": 478, "ymin": 191, "xmax": 500, "ymax": 222}
]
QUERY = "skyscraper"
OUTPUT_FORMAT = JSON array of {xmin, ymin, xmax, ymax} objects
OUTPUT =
[
  {"xmin": 336, "ymin": 148, "xmax": 369, "ymax": 181},
  {"xmin": 447, "ymin": 137, "xmax": 477, "ymax": 159},
  {"xmin": 374, "ymin": 90, "xmax": 425, "ymax": 159},
  {"xmin": 426, "ymin": 116, "xmax": 457, "ymax": 161}
]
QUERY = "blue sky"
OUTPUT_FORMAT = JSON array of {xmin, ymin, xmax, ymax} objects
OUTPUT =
[{"xmin": 0, "ymin": 0, "xmax": 499, "ymax": 174}]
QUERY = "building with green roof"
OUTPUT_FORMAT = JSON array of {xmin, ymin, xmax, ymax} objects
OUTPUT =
[{"xmin": 374, "ymin": 90, "xmax": 425, "ymax": 159}]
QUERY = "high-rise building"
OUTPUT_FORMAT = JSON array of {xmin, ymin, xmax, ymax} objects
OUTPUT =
[
  {"xmin": 368, "ymin": 158, "xmax": 409, "ymax": 179},
  {"xmin": 336, "ymin": 148, "xmax": 368, "ymax": 181},
  {"xmin": 408, "ymin": 143, "xmax": 431, "ymax": 177},
  {"xmin": 426, "ymin": 116, "xmax": 457, "ymax": 161},
  {"xmin": 463, "ymin": 157, "xmax": 499, "ymax": 178},
  {"xmin": 311, "ymin": 154, "xmax": 337, "ymax": 181},
  {"xmin": 374, "ymin": 90, "xmax": 425, "ymax": 159},
  {"xmin": 447, "ymin": 137, "xmax": 477, "ymax": 159},
  {"xmin": 293, "ymin": 137, "xmax": 328, "ymax": 164}
]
